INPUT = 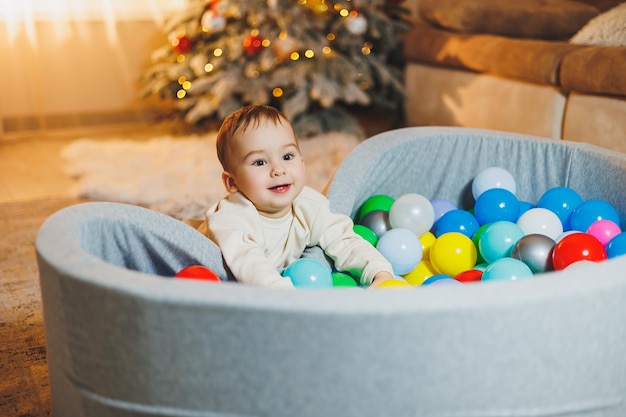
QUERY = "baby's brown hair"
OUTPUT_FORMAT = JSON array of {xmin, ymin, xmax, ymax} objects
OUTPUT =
[{"xmin": 216, "ymin": 105, "xmax": 295, "ymax": 171}]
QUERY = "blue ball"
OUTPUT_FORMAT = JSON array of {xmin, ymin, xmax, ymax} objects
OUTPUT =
[
  {"xmin": 537, "ymin": 187, "xmax": 583, "ymax": 230},
  {"xmin": 518, "ymin": 201, "xmax": 535, "ymax": 218},
  {"xmin": 376, "ymin": 228, "xmax": 423, "ymax": 275},
  {"xmin": 606, "ymin": 232, "xmax": 626, "ymax": 259},
  {"xmin": 422, "ymin": 274, "xmax": 454, "ymax": 286},
  {"xmin": 482, "ymin": 257, "xmax": 534, "ymax": 282},
  {"xmin": 478, "ymin": 221, "xmax": 526, "ymax": 264},
  {"xmin": 474, "ymin": 188, "xmax": 520, "ymax": 225},
  {"xmin": 435, "ymin": 209, "xmax": 480, "ymax": 238},
  {"xmin": 569, "ymin": 199, "xmax": 620, "ymax": 232},
  {"xmin": 283, "ymin": 258, "xmax": 333, "ymax": 288}
]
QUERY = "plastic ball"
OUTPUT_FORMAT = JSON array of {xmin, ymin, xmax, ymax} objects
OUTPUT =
[
  {"xmin": 472, "ymin": 223, "xmax": 490, "ymax": 264},
  {"xmin": 482, "ymin": 257, "xmax": 534, "ymax": 281},
  {"xmin": 551, "ymin": 232, "xmax": 607, "ymax": 270},
  {"xmin": 376, "ymin": 228, "xmax": 423, "ymax": 275},
  {"xmin": 474, "ymin": 188, "xmax": 520, "ymax": 225},
  {"xmin": 376, "ymin": 278, "xmax": 412, "ymax": 289},
  {"xmin": 283, "ymin": 258, "xmax": 333, "ymax": 288},
  {"xmin": 419, "ymin": 231, "xmax": 436, "ymax": 261},
  {"xmin": 424, "ymin": 277, "xmax": 462, "ymax": 286},
  {"xmin": 510, "ymin": 234, "xmax": 556, "ymax": 273},
  {"xmin": 569, "ymin": 199, "xmax": 620, "ymax": 232},
  {"xmin": 422, "ymin": 274, "xmax": 454, "ymax": 286},
  {"xmin": 358, "ymin": 194, "xmax": 395, "ymax": 220},
  {"xmin": 430, "ymin": 232, "xmax": 477, "ymax": 276},
  {"xmin": 403, "ymin": 260, "xmax": 437, "ymax": 285},
  {"xmin": 586, "ymin": 219, "xmax": 621, "ymax": 246},
  {"xmin": 454, "ymin": 269, "xmax": 483, "ymax": 283},
  {"xmin": 478, "ymin": 221, "xmax": 525, "ymax": 264},
  {"xmin": 358, "ymin": 210, "xmax": 391, "ymax": 238},
  {"xmin": 516, "ymin": 207, "xmax": 563, "ymax": 240},
  {"xmin": 332, "ymin": 272, "xmax": 359, "ymax": 287},
  {"xmin": 518, "ymin": 201, "xmax": 535, "ymax": 218},
  {"xmin": 174, "ymin": 265, "xmax": 221, "ymax": 282},
  {"xmin": 435, "ymin": 209, "xmax": 480, "ymax": 238},
  {"xmin": 537, "ymin": 186, "xmax": 583, "ymax": 230},
  {"xmin": 430, "ymin": 198, "xmax": 457, "ymax": 224},
  {"xmin": 353, "ymin": 224, "xmax": 378, "ymax": 246},
  {"xmin": 389, "ymin": 193, "xmax": 435, "ymax": 236},
  {"xmin": 606, "ymin": 232, "xmax": 626, "ymax": 259},
  {"xmin": 472, "ymin": 166, "xmax": 517, "ymax": 199}
]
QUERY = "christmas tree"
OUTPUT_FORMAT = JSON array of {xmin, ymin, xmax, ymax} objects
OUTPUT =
[{"xmin": 141, "ymin": 0, "xmax": 410, "ymax": 136}]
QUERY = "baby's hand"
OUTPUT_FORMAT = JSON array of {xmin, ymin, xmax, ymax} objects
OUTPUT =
[{"xmin": 368, "ymin": 271, "xmax": 395, "ymax": 289}]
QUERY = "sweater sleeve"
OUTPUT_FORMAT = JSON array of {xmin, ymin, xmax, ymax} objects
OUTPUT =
[
  {"xmin": 206, "ymin": 196, "xmax": 294, "ymax": 288},
  {"xmin": 299, "ymin": 188, "xmax": 394, "ymax": 286}
]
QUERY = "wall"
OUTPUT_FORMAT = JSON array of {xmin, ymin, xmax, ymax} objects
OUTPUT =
[{"xmin": 0, "ymin": 19, "xmax": 168, "ymax": 134}]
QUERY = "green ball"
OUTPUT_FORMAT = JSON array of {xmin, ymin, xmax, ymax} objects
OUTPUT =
[
  {"xmin": 353, "ymin": 224, "xmax": 378, "ymax": 246},
  {"xmin": 357, "ymin": 194, "xmax": 395, "ymax": 221},
  {"xmin": 332, "ymin": 272, "xmax": 359, "ymax": 287},
  {"xmin": 471, "ymin": 223, "xmax": 490, "ymax": 265}
]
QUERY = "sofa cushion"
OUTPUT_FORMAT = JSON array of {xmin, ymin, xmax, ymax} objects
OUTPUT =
[
  {"xmin": 560, "ymin": 46, "xmax": 626, "ymax": 96},
  {"xmin": 402, "ymin": 25, "xmax": 584, "ymax": 86},
  {"xmin": 419, "ymin": 0, "xmax": 600, "ymax": 40},
  {"xmin": 570, "ymin": 3, "xmax": 626, "ymax": 46}
]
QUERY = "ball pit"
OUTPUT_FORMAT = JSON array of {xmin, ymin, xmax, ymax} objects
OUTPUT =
[
  {"xmin": 36, "ymin": 127, "xmax": 626, "ymax": 417},
  {"xmin": 341, "ymin": 161, "xmax": 625, "ymax": 287}
]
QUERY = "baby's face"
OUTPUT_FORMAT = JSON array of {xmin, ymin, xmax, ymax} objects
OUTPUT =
[{"xmin": 222, "ymin": 119, "xmax": 306, "ymax": 218}]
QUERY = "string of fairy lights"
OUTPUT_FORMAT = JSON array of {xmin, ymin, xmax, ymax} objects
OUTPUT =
[{"xmin": 170, "ymin": 0, "xmax": 375, "ymax": 101}]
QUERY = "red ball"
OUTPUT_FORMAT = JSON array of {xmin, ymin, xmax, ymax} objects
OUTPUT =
[
  {"xmin": 454, "ymin": 269, "xmax": 483, "ymax": 283},
  {"xmin": 243, "ymin": 34, "xmax": 264, "ymax": 55},
  {"xmin": 174, "ymin": 265, "xmax": 221, "ymax": 282},
  {"xmin": 173, "ymin": 35, "xmax": 193, "ymax": 54},
  {"xmin": 552, "ymin": 233, "xmax": 607, "ymax": 271}
]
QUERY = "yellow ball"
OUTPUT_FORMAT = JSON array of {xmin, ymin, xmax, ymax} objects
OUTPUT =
[
  {"xmin": 403, "ymin": 260, "xmax": 437, "ymax": 286},
  {"xmin": 430, "ymin": 232, "xmax": 477, "ymax": 276},
  {"xmin": 419, "ymin": 231, "xmax": 436, "ymax": 261},
  {"xmin": 376, "ymin": 279, "xmax": 412, "ymax": 289}
]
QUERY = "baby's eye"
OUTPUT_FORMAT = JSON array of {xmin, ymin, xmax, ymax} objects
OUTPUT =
[
  {"xmin": 252, "ymin": 160, "xmax": 266, "ymax": 166},
  {"xmin": 283, "ymin": 153, "xmax": 295, "ymax": 161}
]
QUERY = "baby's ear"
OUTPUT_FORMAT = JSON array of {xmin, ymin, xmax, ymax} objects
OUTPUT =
[{"xmin": 222, "ymin": 172, "xmax": 238, "ymax": 193}]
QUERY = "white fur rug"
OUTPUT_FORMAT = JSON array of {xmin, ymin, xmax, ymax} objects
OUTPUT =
[{"xmin": 62, "ymin": 132, "xmax": 361, "ymax": 219}]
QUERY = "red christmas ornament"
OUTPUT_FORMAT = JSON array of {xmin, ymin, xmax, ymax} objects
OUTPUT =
[
  {"xmin": 173, "ymin": 35, "xmax": 193, "ymax": 54},
  {"xmin": 243, "ymin": 34, "xmax": 264, "ymax": 55}
]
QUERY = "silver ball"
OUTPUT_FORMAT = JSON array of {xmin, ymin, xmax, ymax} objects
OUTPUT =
[
  {"xmin": 358, "ymin": 210, "xmax": 391, "ymax": 238},
  {"xmin": 511, "ymin": 234, "xmax": 556, "ymax": 273}
]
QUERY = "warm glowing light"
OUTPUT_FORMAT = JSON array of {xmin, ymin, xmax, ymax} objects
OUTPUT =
[
  {"xmin": 359, "ymin": 81, "xmax": 369, "ymax": 90},
  {"xmin": 205, "ymin": 63, "xmax": 214, "ymax": 72},
  {"xmin": 349, "ymin": 10, "xmax": 359, "ymax": 17},
  {"xmin": 262, "ymin": 39, "xmax": 271, "ymax": 47},
  {"xmin": 290, "ymin": 52, "xmax": 300, "ymax": 60},
  {"xmin": 182, "ymin": 81, "xmax": 192, "ymax": 90},
  {"xmin": 327, "ymin": 33, "xmax": 335, "ymax": 41},
  {"xmin": 177, "ymin": 89, "xmax": 187, "ymax": 99},
  {"xmin": 176, "ymin": 55, "xmax": 185, "ymax": 63},
  {"xmin": 251, "ymin": 28, "xmax": 259, "ymax": 36},
  {"xmin": 322, "ymin": 46, "xmax": 331, "ymax": 54},
  {"xmin": 178, "ymin": 76, "xmax": 187, "ymax": 85},
  {"xmin": 361, "ymin": 46, "xmax": 371, "ymax": 55},
  {"xmin": 304, "ymin": 49, "xmax": 314, "ymax": 58},
  {"xmin": 214, "ymin": 48, "xmax": 223, "ymax": 57},
  {"xmin": 339, "ymin": 9, "xmax": 349, "ymax": 17},
  {"xmin": 279, "ymin": 31, "xmax": 288, "ymax": 40},
  {"xmin": 273, "ymin": 88, "xmax": 283, "ymax": 97}
]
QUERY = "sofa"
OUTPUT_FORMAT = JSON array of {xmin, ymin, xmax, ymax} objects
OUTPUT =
[
  {"xmin": 37, "ymin": 127, "xmax": 626, "ymax": 417},
  {"xmin": 402, "ymin": 0, "xmax": 626, "ymax": 151}
]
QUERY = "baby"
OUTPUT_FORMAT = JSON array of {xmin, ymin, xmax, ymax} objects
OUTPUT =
[{"xmin": 204, "ymin": 105, "xmax": 394, "ymax": 288}]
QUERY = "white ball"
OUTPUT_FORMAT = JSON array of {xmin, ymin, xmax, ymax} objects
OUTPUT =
[
  {"xmin": 517, "ymin": 208, "xmax": 563, "ymax": 240},
  {"xmin": 389, "ymin": 193, "xmax": 435, "ymax": 236},
  {"xmin": 472, "ymin": 167, "xmax": 517, "ymax": 199}
]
